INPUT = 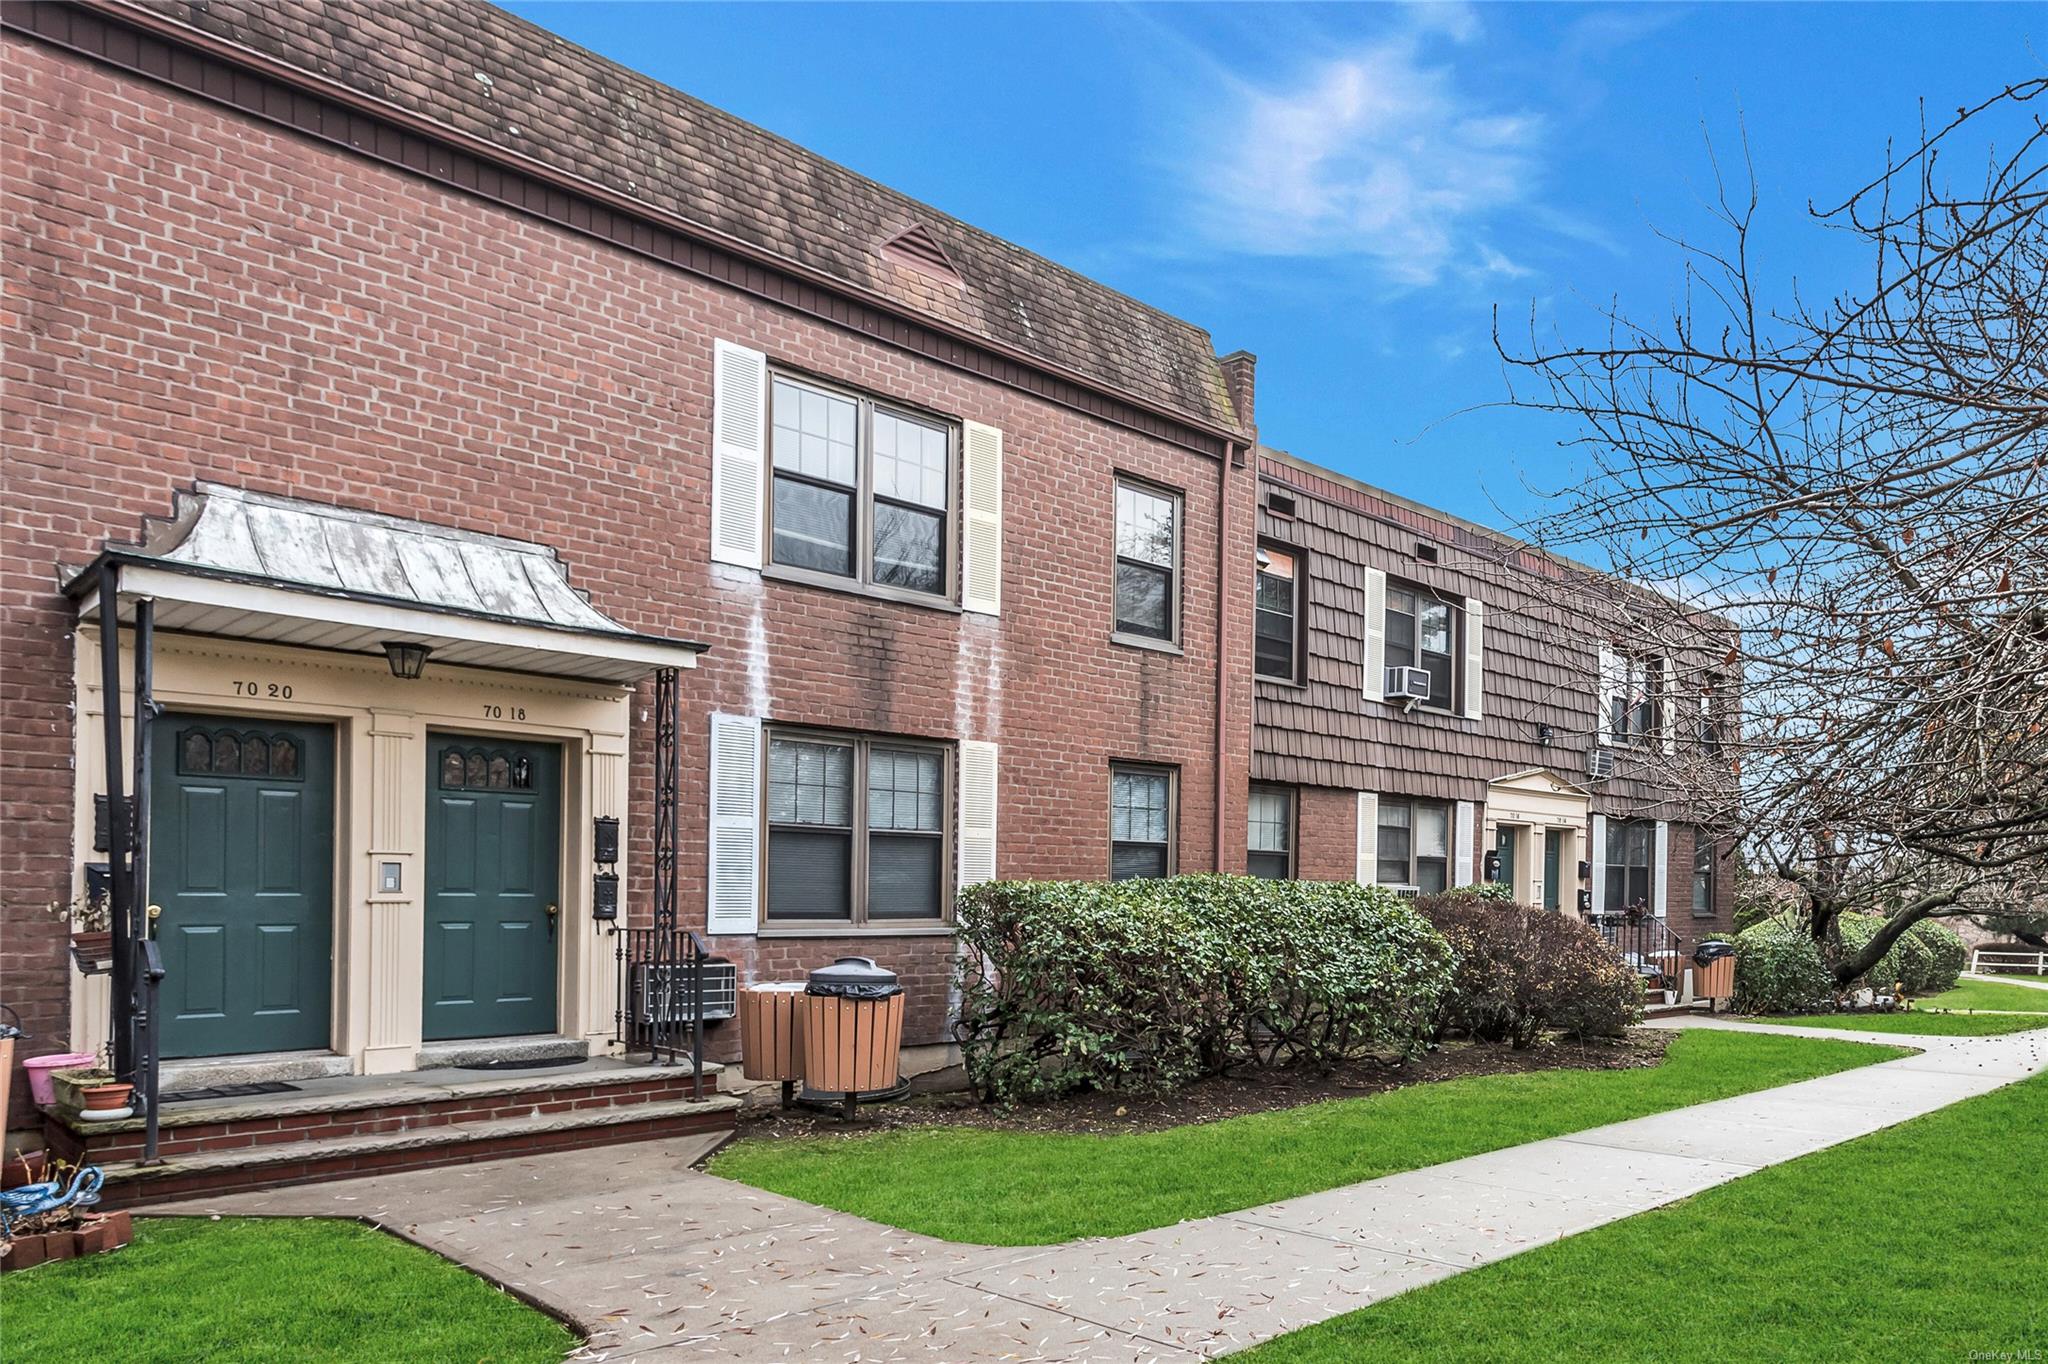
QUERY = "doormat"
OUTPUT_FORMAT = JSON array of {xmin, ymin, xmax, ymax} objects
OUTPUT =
[
  {"xmin": 159, "ymin": 1081, "xmax": 301, "ymax": 1105},
  {"xmin": 453, "ymin": 1056, "xmax": 586, "ymax": 1071}
]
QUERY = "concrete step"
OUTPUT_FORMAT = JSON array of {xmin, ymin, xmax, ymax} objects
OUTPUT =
[
  {"xmin": 99, "ymin": 1094, "xmax": 741, "ymax": 1207},
  {"xmin": 414, "ymin": 1034, "xmax": 590, "ymax": 1069}
]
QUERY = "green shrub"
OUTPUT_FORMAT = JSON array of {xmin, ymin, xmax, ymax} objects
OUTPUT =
[
  {"xmin": 1412, "ymin": 893, "xmax": 1644, "ymax": 1048},
  {"xmin": 952, "ymin": 876, "xmax": 1454, "ymax": 1103},
  {"xmin": 1906, "ymin": 918, "xmax": 1967, "ymax": 993},
  {"xmin": 1454, "ymin": 881, "xmax": 1517, "ymax": 903},
  {"xmin": 1836, "ymin": 913, "xmax": 1967, "ymax": 994},
  {"xmin": 1734, "ymin": 915, "xmax": 1831, "ymax": 1013}
]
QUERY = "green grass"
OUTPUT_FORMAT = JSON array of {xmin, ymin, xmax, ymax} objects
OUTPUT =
[
  {"xmin": 1916, "ymin": 978, "xmax": 2048, "ymax": 1012},
  {"xmin": 1242, "ymin": 1070, "xmax": 2048, "ymax": 1364},
  {"xmin": 1756, "ymin": 1010, "xmax": 2048, "ymax": 1036},
  {"xmin": 0, "ymin": 1216, "xmax": 575, "ymax": 1363},
  {"xmin": 710, "ymin": 1030, "xmax": 1905, "ymax": 1245}
]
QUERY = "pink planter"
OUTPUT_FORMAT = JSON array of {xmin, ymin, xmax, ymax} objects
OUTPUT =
[{"xmin": 23, "ymin": 1053, "xmax": 95, "ymax": 1108}]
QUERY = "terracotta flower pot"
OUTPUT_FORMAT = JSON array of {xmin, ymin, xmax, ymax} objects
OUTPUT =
[{"xmin": 81, "ymin": 1082, "xmax": 134, "ymax": 1112}]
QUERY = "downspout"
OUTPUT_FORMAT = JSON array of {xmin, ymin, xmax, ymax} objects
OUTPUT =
[{"xmin": 1215, "ymin": 442, "xmax": 1237, "ymax": 870}]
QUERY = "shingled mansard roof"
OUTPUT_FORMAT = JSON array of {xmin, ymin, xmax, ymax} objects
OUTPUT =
[{"xmin": 123, "ymin": 0, "xmax": 1244, "ymax": 435}]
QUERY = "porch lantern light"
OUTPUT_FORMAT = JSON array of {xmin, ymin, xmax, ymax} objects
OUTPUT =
[{"xmin": 383, "ymin": 640, "xmax": 433, "ymax": 680}]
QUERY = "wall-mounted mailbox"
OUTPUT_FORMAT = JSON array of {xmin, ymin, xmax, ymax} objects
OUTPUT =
[
  {"xmin": 1482, "ymin": 849, "xmax": 1502, "ymax": 883},
  {"xmin": 592, "ymin": 816, "xmax": 620, "ymax": 866},
  {"xmin": 592, "ymin": 871, "xmax": 620, "ymax": 921},
  {"xmin": 1577, "ymin": 859, "xmax": 1592, "ymax": 881}
]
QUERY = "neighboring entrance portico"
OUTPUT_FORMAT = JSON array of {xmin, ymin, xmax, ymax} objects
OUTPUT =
[
  {"xmin": 1484, "ymin": 768, "xmax": 1593, "ymax": 915},
  {"xmin": 66, "ymin": 484, "xmax": 704, "ymax": 1079}
]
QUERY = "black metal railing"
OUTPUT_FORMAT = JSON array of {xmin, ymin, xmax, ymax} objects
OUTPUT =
[
  {"xmin": 612, "ymin": 926, "xmax": 708, "ymax": 1098},
  {"xmin": 1590, "ymin": 911, "xmax": 1688, "ymax": 994}
]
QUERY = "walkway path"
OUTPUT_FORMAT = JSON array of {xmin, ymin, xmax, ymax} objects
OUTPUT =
[
  {"xmin": 149, "ymin": 1018, "xmax": 2046, "ymax": 1360},
  {"xmin": 1962, "ymin": 970, "xmax": 2048, "ymax": 992}
]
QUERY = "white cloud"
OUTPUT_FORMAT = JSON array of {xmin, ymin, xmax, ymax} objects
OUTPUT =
[{"xmin": 1187, "ymin": 19, "xmax": 1542, "ymax": 287}]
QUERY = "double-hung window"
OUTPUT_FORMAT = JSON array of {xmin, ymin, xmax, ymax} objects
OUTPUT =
[
  {"xmin": 1109, "ymin": 763, "xmax": 1175, "ymax": 879},
  {"xmin": 1603, "ymin": 820, "xmax": 1654, "ymax": 913},
  {"xmin": 1691, "ymin": 836, "xmax": 1716, "ymax": 918},
  {"xmin": 765, "ymin": 730, "xmax": 950, "ymax": 926},
  {"xmin": 1698, "ymin": 676, "xmax": 1724, "ymax": 756},
  {"xmin": 1114, "ymin": 480, "xmax": 1180, "ymax": 643},
  {"xmin": 769, "ymin": 373, "xmax": 952, "ymax": 600},
  {"xmin": 1254, "ymin": 545, "xmax": 1301, "ymax": 681},
  {"xmin": 1607, "ymin": 654, "xmax": 1658, "ymax": 745},
  {"xmin": 1385, "ymin": 586, "xmax": 1457, "ymax": 709},
  {"xmin": 1247, "ymin": 783, "xmax": 1295, "ymax": 879},
  {"xmin": 1377, "ymin": 797, "xmax": 1450, "ymax": 893}
]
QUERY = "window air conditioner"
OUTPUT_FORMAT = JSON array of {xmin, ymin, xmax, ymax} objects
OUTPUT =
[
  {"xmin": 1587, "ymin": 749, "xmax": 1616, "ymax": 781},
  {"xmin": 1386, "ymin": 666, "xmax": 1432, "ymax": 702}
]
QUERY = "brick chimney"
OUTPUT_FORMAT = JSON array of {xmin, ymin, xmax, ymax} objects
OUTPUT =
[{"xmin": 1218, "ymin": 350, "xmax": 1257, "ymax": 436}]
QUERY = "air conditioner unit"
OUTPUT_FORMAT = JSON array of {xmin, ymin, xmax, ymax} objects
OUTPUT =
[
  {"xmin": 1385, "ymin": 666, "xmax": 1432, "ymax": 701},
  {"xmin": 1587, "ymin": 749, "xmax": 1616, "ymax": 781},
  {"xmin": 633, "ymin": 959, "xmax": 738, "ymax": 1025}
]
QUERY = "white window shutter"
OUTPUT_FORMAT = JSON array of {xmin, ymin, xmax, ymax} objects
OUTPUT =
[
  {"xmin": 706, "ymin": 713, "xmax": 761, "ymax": 934},
  {"xmin": 1589, "ymin": 814, "xmax": 1608, "ymax": 915},
  {"xmin": 1659, "ymin": 658, "xmax": 1678, "ymax": 756},
  {"xmin": 961, "ymin": 422, "xmax": 1003, "ymax": 615},
  {"xmin": 1362, "ymin": 568, "xmax": 1387, "ymax": 701},
  {"xmin": 958, "ymin": 740, "xmax": 999, "ymax": 888},
  {"xmin": 1653, "ymin": 820, "xmax": 1670, "ymax": 920},
  {"xmin": 1596, "ymin": 646, "xmax": 1621, "ymax": 747},
  {"xmin": 1462, "ymin": 597, "xmax": 1486, "ymax": 721},
  {"xmin": 710, "ymin": 340, "xmax": 767, "ymax": 569},
  {"xmin": 1356, "ymin": 792, "xmax": 1379, "ymax": 884},
  {"xmin": 1453, "ymin": 800, "xmax": 1475, "ymax": 887}
]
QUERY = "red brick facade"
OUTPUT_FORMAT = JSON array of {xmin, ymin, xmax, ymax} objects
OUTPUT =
[{"xmin": 0, "ymin": 29, "xmax": 1253, "ymax": 1111}]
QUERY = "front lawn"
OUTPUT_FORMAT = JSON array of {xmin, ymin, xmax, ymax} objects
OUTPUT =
[
  {"xmin": 1242, "ymin": 1070, "xmax": 2048, "ymax": 1363},
  {"xmin": 0, "ymin": 1216, "xmax": 575, "ymax": 1363},
  {"xmin": 710, "ymin": 1030, "xmax": 1904, "ymax": 1244},
  {"xmin": 1755, "ymin": 1010, "xmax": 2048, "ymax": 1036},
  {"xmin": 1915, "ymin": 978, "xmax": 2048, "ymax": 1012}
]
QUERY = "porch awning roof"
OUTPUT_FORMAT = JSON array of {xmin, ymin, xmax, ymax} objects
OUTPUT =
[{"xmin": 66, "ymin": 484, "xmax": 705, "ymax": 685}]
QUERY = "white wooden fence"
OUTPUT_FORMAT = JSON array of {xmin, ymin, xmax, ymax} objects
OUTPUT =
[{"xmin": 1970, "ymin": 948, "xmax": 2048, "ymax": 976}]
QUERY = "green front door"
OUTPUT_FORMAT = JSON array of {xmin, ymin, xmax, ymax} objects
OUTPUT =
[
  {"xmin": 151, "ymin": 717, "xmax": 335, "ymax": 1058},
  {"xmin": 1543, "ymin": 831, "xmax": 1563, "ymax": 911},
  {"xmin": 1494, "ymin": 826, "xmax": 1519, "ymax": 893},
  {"xmin": 423, "ymin": 737, "xmax": 561, "ymax": 1040}
]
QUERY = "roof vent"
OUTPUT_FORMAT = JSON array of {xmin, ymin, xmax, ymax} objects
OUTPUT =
[
  {"xmin": 880, "ymin": 224, "xmax": 963, "ymax": 286},
  {"xmin": 1415, "ymin": 542, "xmax": 1440, "ymax": 564}
]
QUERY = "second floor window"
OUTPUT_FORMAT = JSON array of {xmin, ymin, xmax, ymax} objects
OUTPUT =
[
  {"xmin": 1386, "ymin": 586, "xmax": 1457, "ymax": 709},
  {"xmin": 765, "ymin": 730, "xmax": 950, "ymax": 926},
  {"xmin": 1605, "ymin": 652, "xmax": 1659, "ymax": 745},
  {"xmin": 1698, "ymin": 676, "xmax": 1724, "ymax": 756},
  {"xmin": 1247, "ymin": 783, "xmax": 1294, "ymax": 879},
  {"xmin": 770, "ymin": 374, "xmax": 952, "ymax": 600},
  {"xmin": 1110, "ymin": 763, "xmax": 1175, "ymax": 878},
  {"xmin": 1255, "ymin": 545, "xmax": 1301, "ymax": 681},
  {"xmin": 1604, "ymin": 820, "xmax": 1654, "ymax": 914},
  {"xmin": 1377, "ymin": 797, "xmax": 1450, "ymax": 893},
  {"xmin": 1114, "ymin": 480, "xmax": 1180, "ymax": 642}
]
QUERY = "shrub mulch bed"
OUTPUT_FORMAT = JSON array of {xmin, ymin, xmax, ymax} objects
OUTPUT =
[{"xmin": 736, "ymin": 1030, "xmax": 1673, "ymax": 1140}]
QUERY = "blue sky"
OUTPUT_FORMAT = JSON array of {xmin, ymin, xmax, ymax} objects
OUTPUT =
[{"xmin": 508, "ymin": 1, "xmax": 2036, "ymax": 532}]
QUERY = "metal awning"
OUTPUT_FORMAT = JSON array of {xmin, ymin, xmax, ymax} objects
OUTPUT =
[{"xmin": 66, "ymin": 483, "xmax": 705, "ymax": 684}]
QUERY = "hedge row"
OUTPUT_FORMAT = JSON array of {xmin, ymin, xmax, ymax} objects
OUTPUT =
[
  {"xmin": 952, "ymin": 877, "xmax": 1642, "ymax": 1103},
  {"xmin": 952, "ymin": 876, "xmax": 1453, "ymax": 1103}
]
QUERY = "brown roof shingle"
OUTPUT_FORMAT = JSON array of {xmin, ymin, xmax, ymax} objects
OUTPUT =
[{"xmin": 123, "ymin": 0, "xmax": 1244, "ymax": 435}]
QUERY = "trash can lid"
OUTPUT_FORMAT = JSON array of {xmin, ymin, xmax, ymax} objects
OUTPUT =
[
  {"xmin": 806, "ymin": 955, "xmax": 902, "ymax": 999},
  {"xmin": 1693, "ymin": 940, "xmax": 1737, "ymax": 964}
]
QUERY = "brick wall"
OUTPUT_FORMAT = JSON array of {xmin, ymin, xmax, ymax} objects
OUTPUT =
[{"xmin": 0, "ymin": 37, "xmax": 1252, "ymax": 1115}]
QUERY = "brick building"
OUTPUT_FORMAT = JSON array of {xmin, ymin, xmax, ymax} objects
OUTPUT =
[{"xmin": 1, "ymin": 0, "xmax": 1732, "ymax": 1166}]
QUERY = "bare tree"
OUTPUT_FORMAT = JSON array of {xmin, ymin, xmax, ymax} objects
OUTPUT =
[{"xmin": 1499, "ymin": 81, "xmax": 2048, "ymax": 985}]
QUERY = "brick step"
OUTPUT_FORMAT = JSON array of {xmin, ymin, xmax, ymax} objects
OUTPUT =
[
  {"xmin": 90, "ymin": 1095, "xmax": 741, "ymax": 1207},
  {"xmin": 47, "ymin": 1062, "xmax": 723, "ymax": 1166}
]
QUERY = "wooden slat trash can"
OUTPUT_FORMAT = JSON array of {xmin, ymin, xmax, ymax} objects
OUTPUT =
[
  {"xmin": 1693, "ymin": 941, "xmax": 1737, "ymax": 1001},
  {"xmin": 739, "ymin": 982, "xmax": 808, "ymax": 1108},
  {"xmin": 801, "ymin": 956, "xmax": 905, "ymax": 1121}
]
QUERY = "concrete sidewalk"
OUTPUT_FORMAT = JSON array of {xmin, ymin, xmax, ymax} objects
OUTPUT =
[
  {"xmin": 1961, "ymin": 970, "xmax": 2048, "ymax": 992},
  {"xmin": 149, "ymin": 1018, "xmax": 2046, "ymax": 1360}
]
